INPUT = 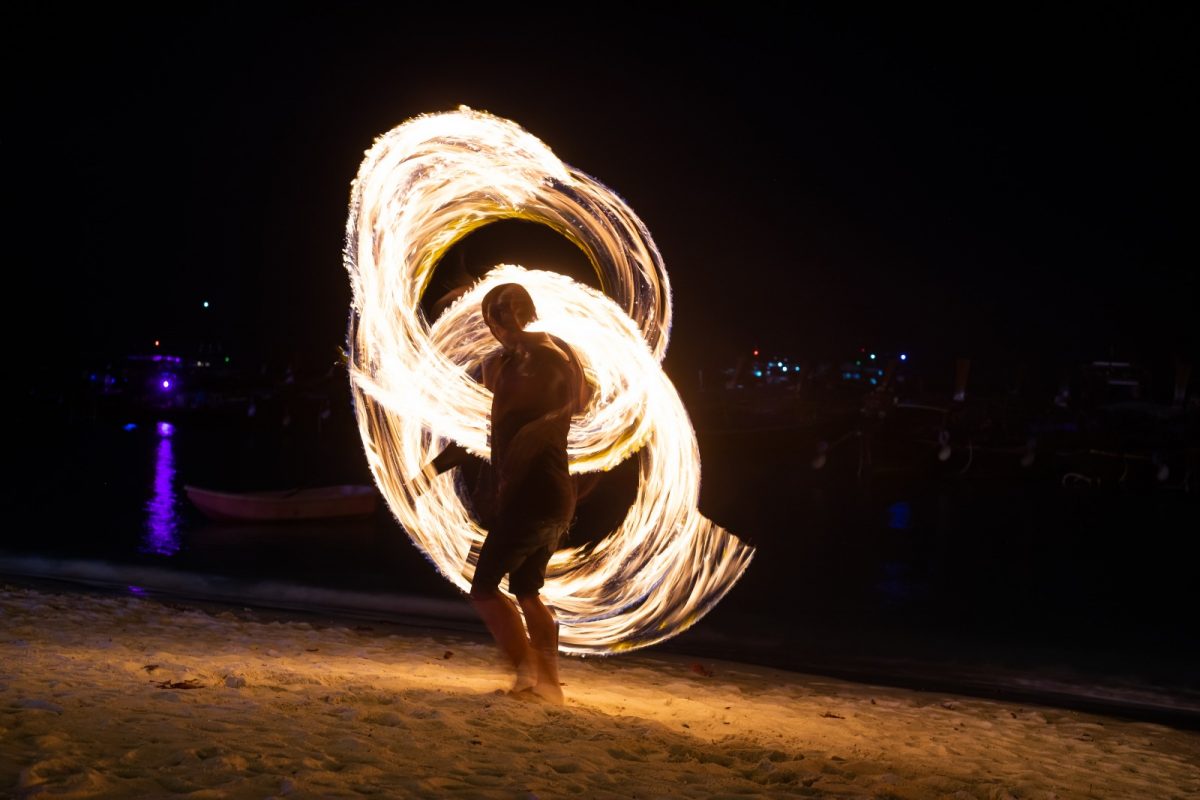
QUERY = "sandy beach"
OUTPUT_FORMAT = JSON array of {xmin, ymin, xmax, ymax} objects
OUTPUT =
[{"xmin": 2, "ymin": 582, "xmax": 1198, "ymax": 799}]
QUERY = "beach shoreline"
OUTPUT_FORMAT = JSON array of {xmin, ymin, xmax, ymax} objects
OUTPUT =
[
  {"xmin": 3, "ymin": 580, "xmax": 1199, "ymax": 799},
  {"xmin": 3, "ymin": 562, "xmax": 1197, "ymax": 732}
]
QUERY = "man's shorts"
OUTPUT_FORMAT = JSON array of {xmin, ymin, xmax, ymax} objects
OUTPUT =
[{"xmin": 471, "ymin": 518, "xmax": 567, "ymax": 598}]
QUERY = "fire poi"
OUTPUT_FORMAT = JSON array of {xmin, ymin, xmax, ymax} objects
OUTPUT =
[{"xmin": 344, "ymin": 107, "xmax": 754, "ymax": 654}]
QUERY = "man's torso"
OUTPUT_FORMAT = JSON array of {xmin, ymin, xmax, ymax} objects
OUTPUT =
[{"xmin": 487, "ymin": 336, "xmax": 579, "ymax": 525}]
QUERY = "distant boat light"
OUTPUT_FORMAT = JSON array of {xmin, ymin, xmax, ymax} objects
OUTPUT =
[
  {"xmin": 900, "ymin": 353, "xmax": 908, "ymax": 361},
  {"xmin": 161, "ymin": 379, "xmax": 171, "ymax": 390},
  {"xmin": 202, "ymin": 300, "xmax": 210, "ymax": 309}
]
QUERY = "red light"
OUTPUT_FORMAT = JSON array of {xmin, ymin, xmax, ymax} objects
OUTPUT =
[
  {"xmin": 154, "ymin": 340, "xmax": 160, "ymax": 347},
  {"xmin": 753, "ymin": 349, "xmax": 759, "ymax": 356}
]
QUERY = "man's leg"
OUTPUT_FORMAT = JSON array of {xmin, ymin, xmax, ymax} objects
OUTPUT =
[
  {"xmin": 517, "ymin": 593, "xmax": 563, "ymax": 704},
  {"xmin": 471, "ymin": 589, "xmax": 537, "ymax": 692},
  {"xmin": 471, "ymin": 522, "xmax": 538, "ymax": 692}
]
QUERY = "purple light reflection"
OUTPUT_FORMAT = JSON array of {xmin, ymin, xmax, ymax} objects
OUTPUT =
[{"xmin": 141, "ymin": 420, "xmax": 181, "ymax": 556}]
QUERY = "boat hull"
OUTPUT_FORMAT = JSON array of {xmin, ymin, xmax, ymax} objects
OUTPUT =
[{"xmin": 184, "ymin": 485, "xmax": 379, "ymax": 522}]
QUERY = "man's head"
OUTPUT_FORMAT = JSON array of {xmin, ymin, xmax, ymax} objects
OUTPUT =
[{"xmin": 481, "ymin": 283, "xmax": 537, "ymax": 346}]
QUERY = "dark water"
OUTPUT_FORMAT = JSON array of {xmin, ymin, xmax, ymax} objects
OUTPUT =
[
  {"xmin": 695, "ymin": 422, "xmax": 1198, "ymax": 675},
  {"xmin": 4, "ymin": 401, "xmax": 459, "ymax": 604},
  {"xmin": 5, "ymin": 395, "xmax": 1198, "ymax": 716}
]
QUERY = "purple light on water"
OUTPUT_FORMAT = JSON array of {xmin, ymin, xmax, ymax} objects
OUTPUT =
[
  {"xmin": 127, "ymin": 585, "xmax": 146, "ymax": 595},
  {"xmin": 141, "ymin": 420, "xmax": 181, "ymax": 556},
  {"xmin": 160, "ymin": 378, "xmax": 172, "ymax": 390},
  {"xmin": 886, "ymin": 501, "xmax": 912, "ymax": 530}
]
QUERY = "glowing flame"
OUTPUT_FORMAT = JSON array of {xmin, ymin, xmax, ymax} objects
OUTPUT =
[{"xmin": 344, "ymin": 106, "xmax": 754, "ymax": 654}]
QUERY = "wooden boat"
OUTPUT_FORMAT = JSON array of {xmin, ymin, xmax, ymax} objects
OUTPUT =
[{"xmin": 184, "ymin": 484, "xmax": 379, "ymax": 522}]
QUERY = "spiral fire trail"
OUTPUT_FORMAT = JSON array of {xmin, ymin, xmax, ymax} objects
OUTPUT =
[{"xmin": 344, "ymin": 106, "xmax": 753, "ymax": 654}]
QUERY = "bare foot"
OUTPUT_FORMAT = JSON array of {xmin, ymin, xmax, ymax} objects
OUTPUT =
[
  {"xmin": 507, "ymin": 685, "xmax": 563, "ymax": 705},
  {"xmin": 511, "ymin": 654, "xmax": 537, "ymax": 694},
  {"xmin": 530, "ymin": 679, "xmax": 564, "ymax": 705}
]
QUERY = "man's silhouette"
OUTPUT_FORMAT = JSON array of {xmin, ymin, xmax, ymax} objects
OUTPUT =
[{"xmin": 427, "ymin": 283, "xmax": 590, "ymax": 703}]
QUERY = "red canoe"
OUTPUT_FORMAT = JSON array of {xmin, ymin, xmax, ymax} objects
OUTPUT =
[{"xmin": 184, "ymin": 484, "xmax": 379, "ymax": 522}]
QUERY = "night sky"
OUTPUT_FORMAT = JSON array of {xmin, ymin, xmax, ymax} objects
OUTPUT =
[{"xmin": 11, "ymin": 4, "xmax": 1191, "ymax": 390}]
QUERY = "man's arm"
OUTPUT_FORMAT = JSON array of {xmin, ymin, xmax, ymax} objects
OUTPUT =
[
  {"xmin": 406, "ymin": 441, "xmax": 466, "ymax": 497},
  {"xmin": 570, "ymin": 348, "xmax": 593, "ymax": 416},
  {"xmin": 417, "ymin": 352, "xmax": 493, "ymax": 484},
  {"xmin": 546, "ymin": 335, "xmax": 592, "ymax": 418},
  {"xmin": 429, "ymin": 441, "xmax": 472, "ymax": 475}
]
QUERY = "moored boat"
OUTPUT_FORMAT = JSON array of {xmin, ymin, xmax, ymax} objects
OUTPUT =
[{"xmin": 184, "ymin": 484, "xmax": 379, "ymax": 522}]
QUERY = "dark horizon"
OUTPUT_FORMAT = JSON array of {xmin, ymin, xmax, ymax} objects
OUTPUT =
[{"xmin": 9, "ymin": 6, "xmax": 1192, "ymax": 385}]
